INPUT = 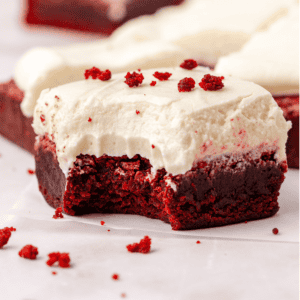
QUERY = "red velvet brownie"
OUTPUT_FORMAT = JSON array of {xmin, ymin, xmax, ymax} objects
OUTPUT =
[
  {"xmin": 25, "ymin": 0, "xmax": 183, "ymax": 35},
  {"xmin": 32, "ymin": 67, "xmax": 290, "ymax": 230},
  {"xmin": 0, "ymin": 80, "xmax": 35, "ymax": 153}
]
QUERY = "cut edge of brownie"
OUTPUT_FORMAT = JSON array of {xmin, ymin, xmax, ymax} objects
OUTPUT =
[
  {"xmin": 35, "ymin": 134, "xmax": 287, "ymax": 230},
  {"xmin": 0, "ymin": 79, "xmax": 35, "ymax": 154}
]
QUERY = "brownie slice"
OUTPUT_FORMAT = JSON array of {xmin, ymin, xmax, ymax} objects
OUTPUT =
[
  {"xmin": 35, "ymin": 134, "xmax": 287, "ymax": 230},
  {"xmin": 0, "ymin": 80, "xmax": 35, "ymax": 154}
]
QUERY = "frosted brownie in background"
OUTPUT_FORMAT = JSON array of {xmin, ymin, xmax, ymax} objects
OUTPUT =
[
  {"xmin": 215, "ymin": 7, "xmax": 299, "ymax": 168},
  {"xmin": 0, "ymin": 0, "xmax": 297, "ymax": 157},
  {"xmin": 33, "ymin": 66, "xmax": 290, "ymax": 229},
  {"xmin": 24, "ymin": 0, "xmax": 184, "ymax": 35}
]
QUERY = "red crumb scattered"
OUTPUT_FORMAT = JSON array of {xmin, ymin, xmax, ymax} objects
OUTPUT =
[
  {"xmin": 126, "ymin": 236, "xmax": 151, "ymax": 254},
  {"xmin": 150, "ymin": 81, "xmax": 157, "ymax": 86},
  {"xmin": 153, "ymin": 71, "xmax": 172, "ymax": 81},
  {"xmin": 152, "ymin": 145, "xmax": 155, "ymax": 149},
  {"xmin": 178, "ymin": 77, "xmax": 195, "ymax": 92},
  {"xmin": 55, "ymin": 95, "xmax": 60, "ymax": 100},
  {"xmin": 121, "ymin": 293, "xmax": 126, "ymax": 298},
  {"xmin": 100, "ymin": 221, "xmax": 105, "ymax": 225},
  {"xmin": 88, "ymin": 117, "xmax": 92, "ymax": 122},
  {"xmin": 107, "ymin": 229, "xmax": 110, "ymax": 232},
  {"xmin": 136, "ymin": 110, "xmax": 140, "ymax": 115},
  {"xmin": 40, "ymin": 114, "xmax": 46, "ymax": 123},
  {"xmin": 0, "ymin": 227, "xmax": 16, "ymax": 249},
  {"xmin": 196, "ymin": 241, "xmax": 201, "ymax": 244},
  {"xmin": 124, "ymin": 71, "xmax": 144, "ymax": 87},
  {"xmin": 180, "ymin": 59, "xmax": 198, "ymax": 70},
  {"xmin": 272, "ymin": 228, "xmax": 279, "ymax": 235},
  {"xmin": 18, "ymin": 245, "xmax": 39, "ymax": 259},
  {"xmin": 112, "ymin": 274, "xmax": 119, "ymax": 280},
  {"xmin": 52, "ymin": 271, "xmax": 57, "ymax": 275},
  {"xmin": 195, "ymin": 131, "xmax": 198, "ymax": 133},
  {"xmin": 27, "ymin": 169, "xmax": 35, "ymax": 175},
  {"xmin": 53, "ymin": 207, "xmax": 64, "ymax": 219},
  {"xmin": 137, "ymin": 68, "xmax": 141, "ymax": 72},
  {"xmin": 45, "ymin": 103, "xmax": 48, "ymax": 106},
  {"xmin": 46, "ymin": 252, "xmax": 70, "ymax": 268},
  {"xmin": 245, "ymin": 221, "xmax": 248, "ymax": 223},
  {"xmin": 199, "ymin": 74, "xmax": 224, "ymax": 91},
  {"xmin": 85, "ymin": 67, "xmax": 111, "ymax": 81}
]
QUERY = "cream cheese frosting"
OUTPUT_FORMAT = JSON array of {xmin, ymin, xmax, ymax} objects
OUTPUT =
[
  {"xmin": 15, "ymin": 0, "xmax": 295, "ymax": 118},
  {"xmin": 215, "ymin": 7, "xmax": 299, "ymax": 95},
  {"xmin": 32, "ymin": 67, "xmax": 290, "ymax": 176}
]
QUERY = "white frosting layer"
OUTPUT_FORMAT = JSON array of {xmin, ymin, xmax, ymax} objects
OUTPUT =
[
  {"xmin": 15, "ymin": 0, "xmax": 295, "ymax": 117},
  {"xmin": 215, "ymin": 7, "xmax": 299, "ymax": 95},
  {"xmin": 32, "ymin": 67, "xmax": 290, "ymax": 176}
]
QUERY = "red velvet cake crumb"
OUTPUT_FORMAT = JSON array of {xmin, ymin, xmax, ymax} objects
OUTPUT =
[
  {"xmin": 27, "ymin": 169, "xmax": 35, "ymax": 175},
  {"xmin": 98, "ymin": 69, "xmax": 112, "ymax": 81},
  {"xmin": 180, "ymin": 59, "xmax": 198, "ymax": 70},
  {"xmin": 121, "ymin": 293, "xmax": 126, "ymax": 298},
  {"xmin": 0, "ymin": 227, "xmax": 16, "ymax": 249},
  {"xmin": 40, "ymin": 114, "xmax": 46, "ymax": 123},
  {"xmin": 272, "ymin": 228, "xmax": 279, "ymax": 235},
  {"xmin": 136, "ymin": 110, "xmax": 140, "ymax": 115},
  {"xmin": 100, "ymin": 221, "xmax": 105, "ymax": 225},
  {"xmin": 112, "ymin": 273, "xmax": 119, "ymax": 280},
  {"xmin": 88, "ymin": 117, "xmax": 92, "ymax": 122},
  {"xmin": 199, "ymin": 74, "xmax": 224, "ymax": 91},
  {"xmin": 52, "ymin": 271, "xmax": 57, "ymax": 275},
  {"xmin": 107, "ymin": 230, "xmax": 110, "ymax": 232},
  {"xmin": 150, "ymin": 81, "xmax": 157, "ymax": 86},
  {"xmin": 196, "ymin": 240, "xmax": 201, "ymax": 244},
  {"xmin": 85, "ymin": 67, "xmax": 111, "ymax": 81},
  {"xmin": 153, "ymin": 71, "xmax": 172, "ymax": 81},
  {"xmin": 124, "ymin": 72, "xmax": 144, "ymax": 87},
  {"xmin": 19, "ymin": 245, "xmax": 39, "ymax": 259},
  {"xmin": 152, "ymin": 144, "xmax": 155, "ymax": 148},
  {"xmin": 53, "ymin": 207, "xmax": 64, "ymax": 219},
  {"xmin": 126, "ymin": 236, "xmax": 151, "ymax": 253},
  {"xmin": 84, "ymin": 67, "xmax": 102, "ymax": 79},
  {"xmin": 178, "ymin": 77, "xmax": 195, "ymax": 92},
  {"xmin": 47, "ymin": 252, "xmax": 70, "ymax": 268}
]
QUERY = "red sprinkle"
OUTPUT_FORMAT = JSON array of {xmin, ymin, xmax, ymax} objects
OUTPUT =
[
  {"xmin": 53, "ymin": 207, "xmax": 64, "ymax": 219},
  {"xmin": 88, "ymin": 117, "xmax": 92, "ymax": 122},
  {"xmin": 180, "ymin": 59, "xmax": 198, "ymax": 70},
  {"xmin": 18, "ymin": 245, "xmax": 39, "ymax": 259},
  {"xmin": 153, "ymin": 71, "xmax": 172, "ymax": 81},
  {"xmin": 46, "ymin": 252, "xmax": 70, "ymax": 268},
  {"xmin": 0, "ymin": 227, "xmax": 16, "ymax": 249},
  {"xmin": 178, "ymin": 77, "xmax": 195, "ymax": 92},
  {"xmin": 100, "ymin": 221, "xmax": 105, "ymax": 225},
  {"xmin": 196, "ymin": 241, "xmax": 201, "ymax": 244},
  {"xmin": 136, "ymin": 110, "xmax": 140, "ymax": 115},
  {"xmin": 27, "ymin": 169, "xmax": 35, "ymax": 175},
  {"xmin": 112, "ymin": 274, "xmax": 119, "ymax": 280},
  {"xmin": 124, "ymin": 71, "xmax": 144, "ymax": 87},
  {"xmin": 126, "ymin": 236, "xmax": 151, "ymax": 254},
  {"xmin": 150, "ymin": 81, "xmax": 157, "ymax": 86},
  {"xmin": 199, "ymin": 74, "xmax": 224, "ymax": 91},
  {"xmin": 272, "ymin": 228, "xmax": 279, "ymax": 235}
]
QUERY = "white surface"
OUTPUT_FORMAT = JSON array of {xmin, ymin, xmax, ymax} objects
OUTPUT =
[{"xmin": 0, "ymin": 2, "xmax": 299, "ymax": 300}]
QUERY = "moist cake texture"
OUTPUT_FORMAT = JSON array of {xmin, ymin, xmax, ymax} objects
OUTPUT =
[{"xmin": 33, "ymin": 67, "xmax": 290, "ymax": 229}]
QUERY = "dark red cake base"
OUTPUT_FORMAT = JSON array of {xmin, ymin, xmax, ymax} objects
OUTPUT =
[
  {"xmin": 35, "ymin": 134, "xmax": 287, "ymax": 230},
  {"xmin": 25, "ymin": 0, "xmax": 184, "ymax": 35},
  {"xmin": 0, "ymin": 80, "xmax": 35, "ymax": 154}
]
